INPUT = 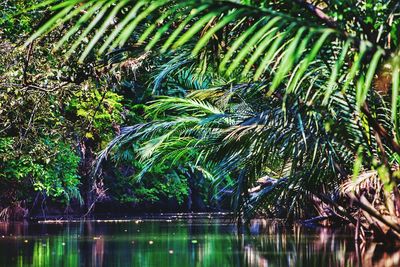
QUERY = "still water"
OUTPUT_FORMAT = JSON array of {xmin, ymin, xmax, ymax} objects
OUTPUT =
[{"xmin": 0, "ymin": 213, "xmax": 398, "ymax": 267}]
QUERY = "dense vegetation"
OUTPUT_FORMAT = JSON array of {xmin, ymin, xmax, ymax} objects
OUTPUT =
[
  {"xmin": 1, "ymin": 0, "xmax": 400, "ymax": 241},
  {"xmin": 0, "ymin": 0, "xmax": 219, "ymax": 219}
]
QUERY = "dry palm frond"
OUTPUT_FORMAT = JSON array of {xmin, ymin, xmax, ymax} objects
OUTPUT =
[{"xmin": 341, "ymin": 170, "xmax": 383, "ymax": 200}]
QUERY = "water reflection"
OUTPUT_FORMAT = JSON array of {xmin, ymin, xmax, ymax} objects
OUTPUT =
[{"xmin": 0, "ymin": 216, "xmax": 399, "ymax": 267}]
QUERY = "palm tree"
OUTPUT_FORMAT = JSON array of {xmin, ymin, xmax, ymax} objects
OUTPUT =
[{"xmin": 29, "ymin": 0, "xmax": 400, "ymax": 240}]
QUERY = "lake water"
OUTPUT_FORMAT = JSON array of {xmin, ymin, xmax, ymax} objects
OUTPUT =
[{"xmin": 0, "ymin": 213, "xmax": 398, "ymax": 267}]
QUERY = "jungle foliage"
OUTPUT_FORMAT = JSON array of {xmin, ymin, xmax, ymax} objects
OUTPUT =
[
  {"xmin": 2, "ymin": 0, "xmax": 400, "ymax": 240},
  {"xmin": 0, "ymin": 0, "xmax": 215, "ymax": 218}
]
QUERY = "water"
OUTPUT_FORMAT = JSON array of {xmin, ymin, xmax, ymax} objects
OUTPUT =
[{"xmin": 0, "ymin": 213, "xmax": 398, "ymax": 267}]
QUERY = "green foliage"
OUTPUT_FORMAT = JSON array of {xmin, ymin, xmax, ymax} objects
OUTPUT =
[
  {"xmin": 2, "ymin": 0, "xmax": 400, "ymax": 229},
  {"xmin": 0, "ymin": 137, "xmax": 81, "ymax": 203},
  {"xmin": 0, "ymin": 0, "xmax": 41, "ymax": 38},
  {"xmin": 113, "ymin": 170, "xmax": 189, "ymax": 205},
  {"xmin": 42, "ymin": 0, "xmax": 396, "ymax": 221},
  {"xmin": 66, "ymin": 87, "xmax": 124, "ymax": 141}
]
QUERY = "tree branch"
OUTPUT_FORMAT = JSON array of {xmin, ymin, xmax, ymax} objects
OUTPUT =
[{"xmin": 294, "ymin": 0, "xmax": 337, "ymax": 28}]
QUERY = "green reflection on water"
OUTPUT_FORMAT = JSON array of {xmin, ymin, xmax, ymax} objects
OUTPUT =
[{"xmin": 0, "ymin": 217, "xmax": 399, "ymax": 267}]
